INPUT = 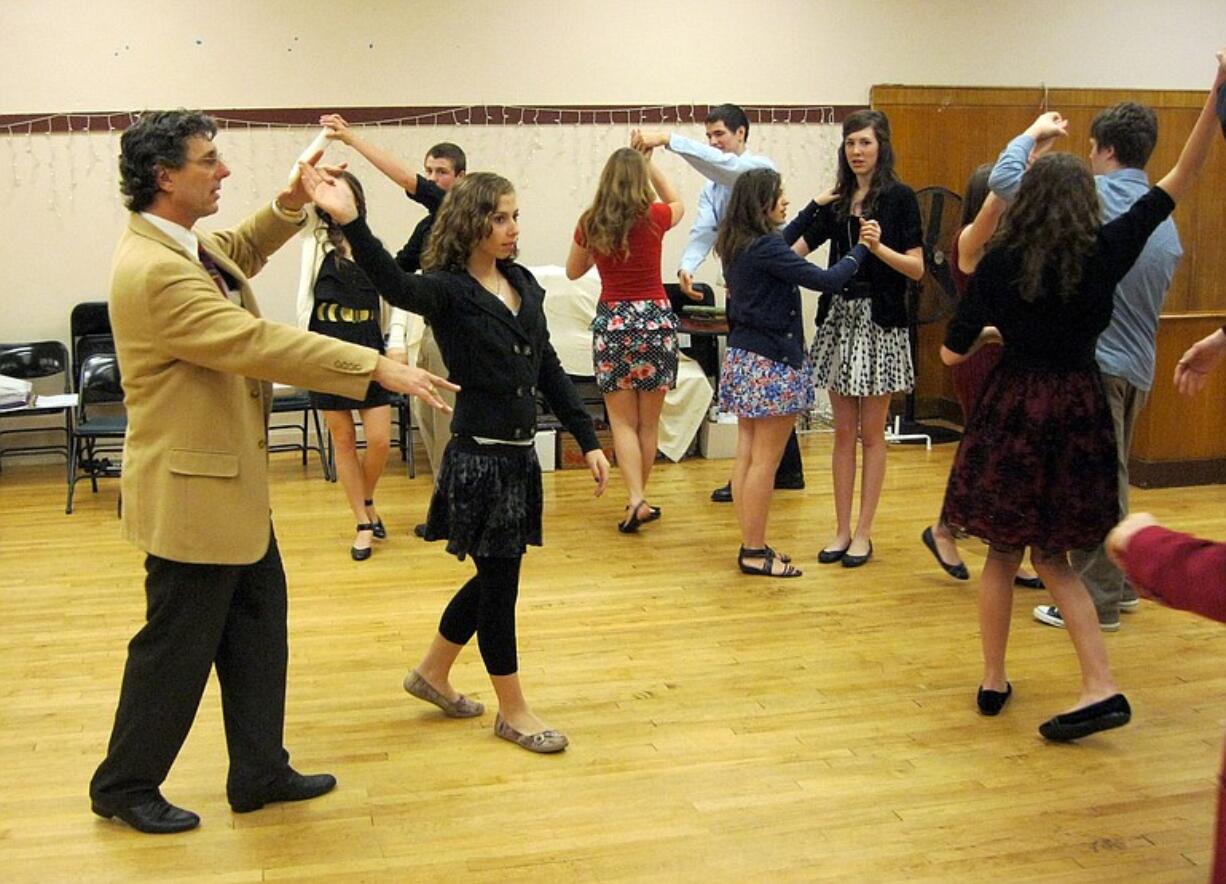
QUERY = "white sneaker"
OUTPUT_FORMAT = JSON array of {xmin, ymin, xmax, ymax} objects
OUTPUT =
[
  {"xmin": 1119, "ymin": 596, "xmax": 1140, "ymax": 613},
  {"xmin": 1033, "ymin": 604, "xmax": 1120, "ymax": 633}
]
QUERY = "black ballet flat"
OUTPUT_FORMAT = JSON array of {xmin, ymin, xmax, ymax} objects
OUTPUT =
[
  {"xmin": 365, "ymin": 499, "xmax": 386, "ymax": 540},
  {"xmin": 1014, "ymin": 575, "xmax": 1044, "ymax": 589},
  {"xmin": 351, "ymin": 522, "xmax": 375, "ymax": 561},
  {"xmin": 1038, "ymin": 693, "xmax": 1131, "ymax": 742},
  {"xmin": 818, "ymin": 545, "xmax": 849, "ymax": 565},
  {"xmin": 841, "ymin": 541, "xmax": 873, "ymax": 569},
  {"xmin": 976, "ymin": 682, "xmax": 1012, "ymax": 716},
  {"xmin": 922, "ymin": 526, "xmax": 969, "ymax": 581}
]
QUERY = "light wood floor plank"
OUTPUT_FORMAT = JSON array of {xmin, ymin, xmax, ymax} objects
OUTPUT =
[{"xmin": 1, "ymin": 433, "xmax": 1224, "ymax": 881}]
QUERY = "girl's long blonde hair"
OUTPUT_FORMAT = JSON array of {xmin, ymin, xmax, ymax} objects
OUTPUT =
[{"xmin": 577, "ymin": 148, "xmax": 657, "ymax": 259}]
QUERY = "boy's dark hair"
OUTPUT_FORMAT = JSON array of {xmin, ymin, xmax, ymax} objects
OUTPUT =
[
  {"xmin": 1090, "ymin": 102, "xmax": 1158, "ymax": 169},
  {"xmin": 426, "ymin": 142, "xmax": 467, "ymax": 174},
  {"xmin": 705, "ymin": 103, "xmax": 750, "ymax": 141},
  {"xmin": 119, "ymin": 110, "xmax": 218, "ymax": 212}
]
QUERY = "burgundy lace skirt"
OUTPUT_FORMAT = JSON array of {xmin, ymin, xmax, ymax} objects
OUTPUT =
[{"xmin": 940, "ymin": 363, "xmax": 1118, "ymax": 553}]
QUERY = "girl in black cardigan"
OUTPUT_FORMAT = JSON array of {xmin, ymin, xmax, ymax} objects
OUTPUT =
[{"xmin": 302, "ymin": 166, "xmax": 610, "ymax": 754}]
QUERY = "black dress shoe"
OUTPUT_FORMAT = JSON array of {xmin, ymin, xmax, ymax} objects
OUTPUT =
[
  {"xmin": 841, "ymin": 540, "xmax": 873, "ymax": 568},
  {"xmin": 922, "ymin": 526, "xmax": 969, "ymax": 581},
  {"xmin": 413, "ymin": 522, "xmax": 428, "ymax": 538},
  {"xmin": 229, "ymin": 770, "xmax": 337, "ymax": 813},
  {"xmin": 1038, "ymin": 694, "xmax": 1131, "ymax": 742},
  {"xmin": 976, "ymin": 682, "xmax": 1012, "ymax": 716},
  {"xmin": 92, "ymin": 796, "xmax": 200, "ymax": 834},
  {"xmin": 1014, "ymin": 574, "xmax": 1045, "ymax": 589},
  {"xmin": 773, "ymin": 473, "xmax": 806, "ymax": 490},
  {"xmin": 818, "ymin": 544, "xmax": 849, "ymax": 564},
  {"xmin": 710, "ymin": 483, "xmax": 732, "ymax": 503},
  {"xmin": 364, "ymin": 499, "xmax": 387, "ymax": 539}
]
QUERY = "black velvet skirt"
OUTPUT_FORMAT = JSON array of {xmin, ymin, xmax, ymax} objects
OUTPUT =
[
  {"xmin": 940, "ymin": 363, "xmax": 1118, "ymax": 554},
  {"xmin": 424, "ymin": 436, "xmax": 543, "ymax": 560}
]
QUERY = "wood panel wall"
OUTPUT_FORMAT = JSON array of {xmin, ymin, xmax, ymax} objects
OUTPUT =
[{"xmin": 874, "ymin": 85, "xmax": 1226, "ymax": 485}]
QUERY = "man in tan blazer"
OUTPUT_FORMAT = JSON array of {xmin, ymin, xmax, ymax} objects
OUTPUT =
[{"xmin": 88, "ymin": 110, "xmax": 455, "ymax": 834}]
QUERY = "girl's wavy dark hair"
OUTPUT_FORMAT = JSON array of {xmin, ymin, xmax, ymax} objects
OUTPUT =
[
  {"xmin": 422, "ymin": 172, "xmax": 517, "ymax": 271},
  {"xmin": 989, "ymin": 153, "xmax": 1100, "ymax": 302},
  {"xmin": 715, "ymin": 168, "xmax": 782, "ymax": 265},
  {"xmin": 314, "ymin": 170, "xmax": 367, "ymax": 252},
  {"xmin": 832, "ymin": 109, "xmax": 899, "ymax": 219}
]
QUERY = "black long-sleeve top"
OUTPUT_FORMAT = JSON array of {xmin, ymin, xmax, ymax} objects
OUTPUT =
[
  {"xmin": 785, "ymin": 183, "xmax": 923, "ymax": 330},
  {"xmin": 343, "ymin": 216, "xmax": 600, "ymax": 451},
  {"xmin": 944, "ymin": 186, "xmax": 1176, "ymax": 371},
  {"xmin": 394, "ymin": 176, "xmax": 446, "ymax": 273}
]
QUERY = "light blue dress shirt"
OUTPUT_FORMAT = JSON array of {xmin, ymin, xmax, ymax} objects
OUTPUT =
[
  {"xmin": 666, "ymin": 133, "xmax": 776, "ymax": 276},
  {"xmin": 988, "ymin": 134, "xmax": 1182, "ymax": 390}
]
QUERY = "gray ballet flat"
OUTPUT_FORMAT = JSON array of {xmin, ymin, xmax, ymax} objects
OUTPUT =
[
  {"xmin": 494, "ymin": 713, "xmax": 568, "ymax": 753},
  {"xmin": 403, "ymin": 670, "xmax": 484, "ymax": 718}
]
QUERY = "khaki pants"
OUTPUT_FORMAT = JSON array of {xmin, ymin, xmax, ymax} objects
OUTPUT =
[
  {"xmin": 1069, "ymin": 373, "xmax": 1147, "ymax": 620},
  {"xmin": 411, "ymin": 324, "xmax": 454, "ymax": 481}
]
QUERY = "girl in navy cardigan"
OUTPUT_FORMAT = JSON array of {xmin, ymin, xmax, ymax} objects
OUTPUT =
[{"xmin": 715, "ymin": 169, "xmax": 870, "ymax": 577}]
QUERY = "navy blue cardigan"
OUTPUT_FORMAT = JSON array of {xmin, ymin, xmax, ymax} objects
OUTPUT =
[{"xmin": 724, "ymin": 228, "xmax": 869, "ymax": 369}]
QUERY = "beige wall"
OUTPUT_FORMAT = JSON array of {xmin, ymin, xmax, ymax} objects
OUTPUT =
[{"xmin": 1, "ymin": 0, "xmax": 1223, "ymax": 347}]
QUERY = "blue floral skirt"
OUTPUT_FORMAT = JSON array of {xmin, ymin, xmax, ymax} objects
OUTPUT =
[
  {"xmin": 718, "ymin": 347, "xmax": 815, "ymax": 418},
  {"xmin": 591, "ymin": 299, "xmax": 679, "ymax": 393}
]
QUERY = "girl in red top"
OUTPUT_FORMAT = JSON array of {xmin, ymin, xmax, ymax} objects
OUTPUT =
[{"xmin": 567, "ymin": 147, "xmax": 685, "ymax": 532}]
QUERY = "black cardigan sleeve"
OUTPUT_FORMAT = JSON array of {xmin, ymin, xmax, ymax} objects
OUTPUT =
[{"xmin": 342, "ymin": 216, "xmax": 451, "ymax": 322}]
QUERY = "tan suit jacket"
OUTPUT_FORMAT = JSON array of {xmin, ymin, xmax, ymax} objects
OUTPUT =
[{"xmin": 110, "ymin": 207, "xmax": 379, "ymax": 565}]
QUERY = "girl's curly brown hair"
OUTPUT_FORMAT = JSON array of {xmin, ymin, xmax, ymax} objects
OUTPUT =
[
  {"xmin": 989, "ymin": 153, "xmax": 1100, "ymax": 302},
  {"xmin": 422, "ymin": 172, "xmax": 516, "ymax": 271}
]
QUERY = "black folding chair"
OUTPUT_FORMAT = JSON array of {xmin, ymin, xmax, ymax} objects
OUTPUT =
[
  {"xmin": 269, "ymin": 387, "xmax": 332, "ymax": 480},
  {"xmin": 67, "ymin": 353, "xmax": 126, "ymax": 514},
  {"xmin": 0, "ymin": 341, "xmax": 73, "ymax": 479}
]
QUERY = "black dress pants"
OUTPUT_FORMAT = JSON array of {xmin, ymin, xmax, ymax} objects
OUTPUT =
[{"xmin": 90, "ymin": 526, "xmax": 292, "ymax": 808}]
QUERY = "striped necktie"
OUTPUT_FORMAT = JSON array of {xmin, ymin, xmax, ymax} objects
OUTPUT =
[{"xmin": 199, "ymin": 247, "xmax": 238, "ymax": 303}]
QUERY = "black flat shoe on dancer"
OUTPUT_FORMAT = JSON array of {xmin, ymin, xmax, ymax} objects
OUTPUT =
[
  {"xmin": 737, "ymin": 546, "xmax": 802, "ymax": 578},
  {"xmin": 818, "ymin": 544, "xmax": 849, "ymax": 564},
  {"xmin": 1038, "ymin": 694, "xmax": 1131, "ymax": 742},
  {"xmin": 365, "ymin": 499, "xmax": 386, "ymax": 540},
  {"xmin": 1014, "ymin": 574, "xmax": 1044, "ymax": 589},
  {"xmin": 351, "ymin": 523, "xmax": 375, "ymax": 561},
  {"xmin": 976, "ymin": 682, "xmax": 1012, "ymax": 716},
  {"xmin": 618, "ymin": 501, "xmax": 649, "ymax": 534},
  {"xmin": 841, "ymin": 541, "xmax": 873, "ymax": 568},
  {"xmin": 922, "ymin": 526, "xmax": 969, "ymax": 580}
]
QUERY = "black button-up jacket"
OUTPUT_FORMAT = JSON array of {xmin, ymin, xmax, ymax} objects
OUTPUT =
[{"xmin": 344, "ymin": 217, "xmax": 600, "ymax": 452}]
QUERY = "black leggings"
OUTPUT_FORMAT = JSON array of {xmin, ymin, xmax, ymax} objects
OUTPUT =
[{"xmin": 437, "ymin": 555, "xmax": 522, "ymax": 676}]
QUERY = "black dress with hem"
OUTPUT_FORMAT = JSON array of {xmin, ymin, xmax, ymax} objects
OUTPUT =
[
  {"xmin": 307, "ymin": 251, "xmax": 391, "ymax": 412},
  {"xmin": 940, "ymin": 186, "xmax": 1176, "ymax": 553}
]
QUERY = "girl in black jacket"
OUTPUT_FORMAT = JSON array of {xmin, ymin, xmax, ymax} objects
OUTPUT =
[{"xmin": 303, "ymin": 166, "xmax": 610, "ymax": 754}]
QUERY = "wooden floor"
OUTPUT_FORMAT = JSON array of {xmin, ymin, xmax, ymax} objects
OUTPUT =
[{"xmin": 2, "ymin": 434, "xmax": 1226, "ymax": 882}]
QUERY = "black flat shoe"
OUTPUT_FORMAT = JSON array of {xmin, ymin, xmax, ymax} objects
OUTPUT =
[
  {"xmin": 351, "ymin": 522, "xmax": 375, "ymax": 561},
  {"xmin": 922, "ymin": 526, "xmax": 969, "ymax": 580},
  {"xmin": 413, "ymin": 522, "xmax": 427, "ymax": 538},
  {"xmin": 841, "ymin": 541, "xmax": 873, "ymax": 568},
  {"xmin": 229, "ymin": 770, "xmax": 337, "ymax": 814},
  {"xmin": 364, "ymin": 499, "xmax": 387, "ymax": 540},
  {"xmin": 1014, "ymin": 574, "xmax": 1045, "ymax": 589},
  {"xmin": 710, "ymin": 483, "xmax": 732, "ymax": 503},
  {"xmin": 1038, "ymin": 694, "xmax": 1131, "ymax": 742},
  {"xmin": 818, "ymin": 544, "xmax": 849, "ymax": 564},
  {"xmin": 92, "ymin": 796, "xmax": 200, "ymax": 834},
  {"xmin": 737, "ymin": 546, "xmax": 803, "ymax": 578},
  {"xmin": 976, "ymin": 682, "xmax": 1012, "ymax": 716}
]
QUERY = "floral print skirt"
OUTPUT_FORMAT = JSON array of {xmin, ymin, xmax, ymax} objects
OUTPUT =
[
  {"xmin": 590, "ymin": 299, "xmax": 679, "ymax": 393},
  {"xmin": 718, "ymin": 347, "xmax": 815, "ymax": 418}
]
